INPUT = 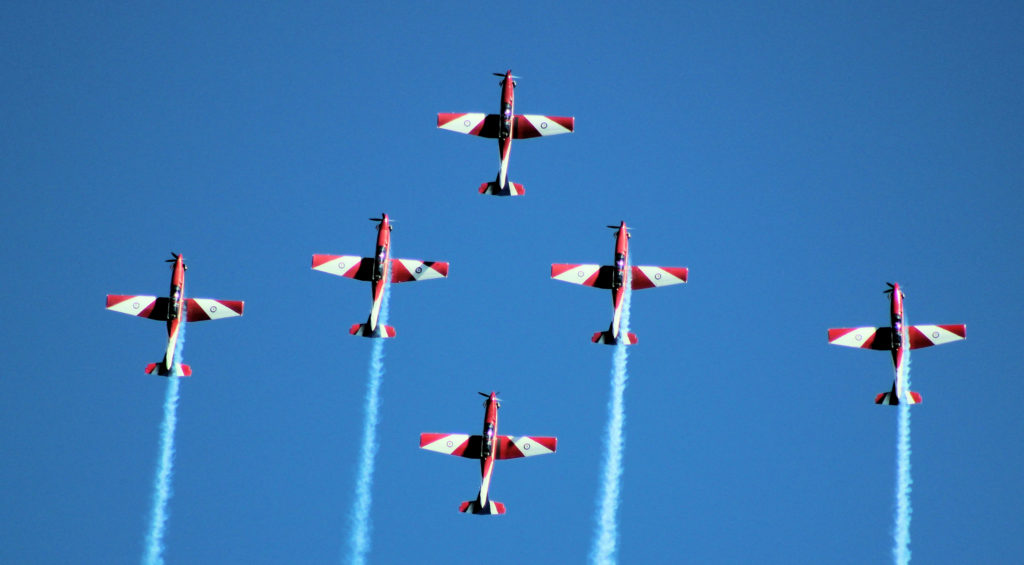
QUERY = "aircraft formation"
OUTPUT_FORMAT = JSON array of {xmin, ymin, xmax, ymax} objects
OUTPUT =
[{"xmin": 106, "ymin": 70, "xmax": 966, "ymax": 517}]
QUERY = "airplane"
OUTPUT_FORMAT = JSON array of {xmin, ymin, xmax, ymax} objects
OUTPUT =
[
  {"xmin": 437, "ymin": 69, "xmax": 574, "ymax": 196},
  {"xmin": 551, "ymin": 221, "xmax": 688, "ymax": 345},
  {"xmin": 311, "ymin": 213, "xmax": 448, "ymax": 338},
  {"xmin": 420, "ymin": 392, "xmax": 557, "ymax": 515},
  {"xmin": 105, "ymin": 253, "xmax": 244, "ymax": 376},
  {"xmin": 828, "ymin": 282, "xmax": 966, "ymax": 405}
]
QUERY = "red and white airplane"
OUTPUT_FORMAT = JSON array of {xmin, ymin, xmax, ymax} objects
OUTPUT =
[
  {"xmin": 551, "ymin": 221, "xmax": 688, "ymax": 345},
  {"xmin": 828, "ymin": 282, "xmax": 966, "ymax": 405},
  {"xmin": 105, "ymin": 253, "xmax": 244, "ymax": 377},
  {"xmin": 437, "ymin": 69, "xmax": 574, "ymax": 196},
  {"xmin": 420, "ymin": 392, "xmax": 557, "ymax": 515},
  {"xmin": 311, "ymin": 213, "xmax": 448, "ymax": 338}
]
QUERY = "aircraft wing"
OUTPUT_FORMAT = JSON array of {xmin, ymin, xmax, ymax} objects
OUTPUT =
[
  {"xmin": 420, "ymin": 433, "xmax": 483, "ymax": 458},
  {"xmin": 550, "ymin": 264, "xmax": 615, "ymax": 289},
  {"xmin": 827, "ymin": 327, "xmax": 893, "ymax": 350},
  {"xmin": 631, "ymin": 266, "xmax": 688, "ymax": 289},
  {"xmin": 495, "ymin": 435, "xmax": 557, "ymax": 459},
  {"xmin": 311, "ymin": 254, "xmax": 375, "ymax": 281},
  {"xmin": 105, "ymin": 295, "xmax": 170, "ymax": 321},
  {"xmin": 437, "ymin": 113, "xmax": 501, "ymax": 138},
  {"xmin": 512, "ymin": 115, "xmax": 574, "ymax": 139},
  {"xmin": 908, "ymin": 324, "xmax": 966, "ymax": 349},
  {"xmin": 391, "ymin": 259, "xmax": 449, "ymax": 283},
  {"xmin": 185, "ymin": 299, "xmax": 244, "ymax": 322}
]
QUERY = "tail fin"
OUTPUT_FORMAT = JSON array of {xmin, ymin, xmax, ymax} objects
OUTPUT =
[
  {"xmin": 145, "ymin": 362, "xmax": 192, "ymax": 377},
  {"xmin": 874, "ymin": 391, "xmax": 921, "ymax": 405},
  {"xmin": 478, "ymin": 180, "xmax": 525, "ymax": 196},
  {"xmin": 459, "ymin": 499, "xmax": 506, "ymax": 515},
  {"xmin": 591, "ymin": 329, "xmax": 638, "ymax": 345},
  {"xmin": 349, "ymin": 322, "xmax": 396, "ymax": 338}
]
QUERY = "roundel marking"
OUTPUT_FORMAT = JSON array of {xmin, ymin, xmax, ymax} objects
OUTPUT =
[
  {"xmin": 210, "ymin": 305, "xmax": 218, "ymax": 313},
  {"xmin": 854, "ymin": 334, "xmax": 863, "ymax": 341},
  {"xmin": 463, "ymin": 119, "xmax": 471, "ymax": 127},
  {"xmin": 523, "ymin": 442, "xmax": 531, "ymax": 450},
  {"xmin": 655, "ymin": 272, "xmax": 662, "ymax": 280},
  {"xmin": 446, "ymin": 440, "xmax": 453, "ymax": 448},
  {"xmin": 540, "ymin": 122, "xmax": 548, "ymax": 129},
  {"xmin": 415, "ymin": 266, "xmax": 423, "ymax": 274},
  {"xmin": 337, "ymin": 261, "xmax": 346, "ymax": 270},
  {"xmin": 577, "ymin": 270, "xmax": 585, "ymax": 278},
  {"xmin": 932, "ymin": 331, "xmax": 940, "ymax": 339},
  {"xmin": 132, "ymin": 302, "xmax": 140, "ymax": 309}
]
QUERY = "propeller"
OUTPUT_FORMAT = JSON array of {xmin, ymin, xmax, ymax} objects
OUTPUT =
[
  {"xmin": 369, "ymin": 214, "xmax": 393, "ymax": 230},
  {"xmin": 883, "ymin": 282, "xmax": 895, "ymax": 295},
  {"xmin": 478, "ymin": 391, "xmax": 502, "ymax": 404},
  {"xmin": 492, "ymin": 71, "xmax": 521, "ymax": 79},
  {"xmin": 165, "ymin": 252, "xmax": 186, "ymax": 269},
  {"xmin": 606, "ymin": 223, "xmax": 632, "ymax": 237}
]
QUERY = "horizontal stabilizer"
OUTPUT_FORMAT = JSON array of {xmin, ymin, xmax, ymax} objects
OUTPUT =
[
  {"xmin": 459, "ymin": 499, "xmax": 506, "ymax": 515},
  {"xmin": 145, "ymin": 362, "xmax": 191, "ymax": 377},
  {"xmin": 592, "ymin": 329, "xmax": 638, "ymax": 345},
  {"xmin": 479, "ymin": 181, "xmax": 524, "ymax": 196},
  {"xmin": 874, "ymin": 390, "xmax": 921, "ymax": 405},
  {"xmin": 349, "ymin": 323, "xmax": 396, "ymax": 338}
]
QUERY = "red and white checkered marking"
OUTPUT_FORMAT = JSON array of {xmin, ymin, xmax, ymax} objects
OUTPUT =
[
  {"xmin": 106, "ymin": 295, "xmax": 159, "ymax": 317},
  {"xmin": 908, "ymin": 324, "xmax": 966, "ymax": 349},
  {"xmin": 392, "ymin": 259, "xmax": 449, "ymax": 283},
  {"xmin": 513, "ymin": 115, "xmax": 574, "ymax": 138},
  {"xmin": 186, "ymin": 298, "xmax": 244, "ymax": 321},
  {"xmin": 631, "ymin": 266, "xmax": 688, "ymax": 289},
  {"xmin": 551, "ymin": 263, "xmax": 602, "ymax": 287},
  {"xmin": 827, "ymin": 327, "xmax": 883, "ymax": 349}
]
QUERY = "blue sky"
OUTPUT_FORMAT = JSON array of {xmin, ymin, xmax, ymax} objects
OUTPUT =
[{"xmin": 2, "ymin": 3, "xmax": 1022, "ymax": 564}]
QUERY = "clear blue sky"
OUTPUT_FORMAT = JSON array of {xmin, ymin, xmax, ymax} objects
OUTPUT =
[{"xmin": 2, "ymin": 3, "xmax": 1022, "ymax": 564}]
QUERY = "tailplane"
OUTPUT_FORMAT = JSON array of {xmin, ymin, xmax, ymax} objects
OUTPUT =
[
  {"xmin": 592, "ymin": 327, "xmax": 638, "ymax": 345},
  {"xmin": 459, "ymin": 499, "xmax": 506, "ymax": 515},
  {"xmin": 875, "ymin": 390, "xmax": 921, "ymax": 405},
  {"xmin": 478, "ymin": 179, "xmax": 525, "ymax": 197},
  {"xmin": 349, "ymin": 321, "xmax": 396, "ymax": 338},
  {"xmin": 145, "ymin": 362, "xmax": 192, "ymax": 377}
]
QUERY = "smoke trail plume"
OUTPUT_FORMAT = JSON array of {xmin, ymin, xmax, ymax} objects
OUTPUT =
[
  {"xmin": 591, "ymin": 273, "xmax": 633, "ymax": 565},
  {"xmin": 893, "ymin": 354, "xmax": 912, "ymax": 564},
  {"xmin": 347, "ymin": 282, "xmax": 391, "ymax": 565},
  {"xmin": 143, "ymin": 326, "xmax": 185, "ymax": 565}
]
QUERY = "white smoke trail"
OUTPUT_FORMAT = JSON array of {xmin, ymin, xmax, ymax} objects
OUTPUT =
[
  {"xmin": 591, "ymin": 271, "xmax": 633, "ymax": 565},
  {"xmin": 893, "ymin": 353, "xmax": 912, "ymax": 564},
  {"xmin": 347, "ymin": 282, "xmax": 391, "ymax": 565},
  {"xmin": 143, "ymin": 325, "xmax": 185, "ymax": 565}
]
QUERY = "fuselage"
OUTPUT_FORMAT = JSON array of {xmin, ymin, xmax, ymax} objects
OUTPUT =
[
  {"xmin": 477, "ymin": 392, "xmax": 500, "ymax": 505},
  {"xmin": 368, "ymin": 214, "xmax": 392, "ymax": 332},
  {"xmin": 496, "ymin": 70, "xmax": 516, "ymax": 188},
  {"xmin": 609, "ymin": 221, "xmax": 630, "ymax": 339},
  {"xmin": 163, "ymin": 254, "xmax": 187, "ymax": 372},
  {"xmin": 889, "ymin": 282, "xmax": 909, "ymax": 398}
]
